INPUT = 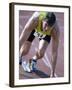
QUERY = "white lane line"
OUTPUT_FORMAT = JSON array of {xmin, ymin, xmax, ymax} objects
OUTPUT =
[{"xmin": 44, "ymin": 53, "xmax": 52, "ymax": 69}]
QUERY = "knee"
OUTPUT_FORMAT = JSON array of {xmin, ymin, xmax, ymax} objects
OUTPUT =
[
  {"xmin": 20, "ymin": 47, "xmax": 29, "ymax": 56},
  {"xmin": 22, "ymin": 48, "xmax": 29, "ymax": 55},
  {"xmin": 20, "ymin": 41, "xmax": 31, "ymax": 57},
  {"xmin": 36, "ymin": 50, "xmax": 44, "ymax": 59}
]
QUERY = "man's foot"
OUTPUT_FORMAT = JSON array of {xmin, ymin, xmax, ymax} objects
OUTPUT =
[{"xmin": 22, "ymin": 59, "xmax": 37, "ymax": 73}]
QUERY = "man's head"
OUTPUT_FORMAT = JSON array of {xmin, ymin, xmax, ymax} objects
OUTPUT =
[
  {"xmin": 45, "ymin": 12, "xmax": 56, "ymax": 26},
  {"xmin": 42, "ymin": 12, "xmax": 56, "ymax": 32}
]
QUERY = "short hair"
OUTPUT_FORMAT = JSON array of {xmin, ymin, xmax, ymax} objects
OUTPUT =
[{"xmin": 45, "ymin": 12, "xmax": 56, "ymax": 26}]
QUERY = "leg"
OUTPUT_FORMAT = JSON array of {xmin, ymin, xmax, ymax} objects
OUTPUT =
[
  {"xmin": 33, "ymin": 35, "xmax": 51, "ymax": 60},
  {"xmin": 36, "ymin": 39, "xmax": 49, "ymax": 59},
  {"xmin": 25, "ymin": 39, "xmax": 49, "ymax": 72},
  {"xmin": 19, "ymin": 41, "xmax": 32, "ymax": 65},
  {"xmin": 29, "ymin": 39, "xmax": 48, "ymax": 71},
  {"xmin": 22, "ymin": 35, "xmax": 51, "ymax": 73},
  {"xmin": 20, "ymin": 41, "xmax": 31, "ymax": 57},
  {"xmin": 19, "ymin": 30, "xmax": 35, "ymax": 65},
  {"xmin": 28, "ymin": 36, "xmax": 51, "ymax": 72}
]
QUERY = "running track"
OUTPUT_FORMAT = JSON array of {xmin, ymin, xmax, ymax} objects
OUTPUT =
[{"xmin": 19, "ymin": 11, "xmax": 64, "ymax": 79}]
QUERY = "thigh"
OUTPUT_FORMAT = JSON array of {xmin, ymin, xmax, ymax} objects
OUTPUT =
[{"xmin": 38, "ymin": 39, "xmax": 49, "ymax": 53}]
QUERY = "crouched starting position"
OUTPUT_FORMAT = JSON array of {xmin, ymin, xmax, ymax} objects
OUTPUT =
[{"xmin": 19, "ymin": 11, "xmax": 60, "ymax": 77}]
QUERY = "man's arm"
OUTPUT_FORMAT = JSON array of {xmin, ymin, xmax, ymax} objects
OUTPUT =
[
  {"xmin": 51, "ymin": 23, "xmax": 60, "ymax": 77},
  {"xmin": 19, "ymin": 12, "xmax": 39, "ymax": 49}
]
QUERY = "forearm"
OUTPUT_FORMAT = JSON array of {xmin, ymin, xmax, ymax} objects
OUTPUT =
[
  {"xmin": 19, "ymin": 28, "xmax": 32, "ymax": 50},
  {"xmin": 19, "ymin": 15, "xmax": 38, "ymax": 50},
  {"xmin": 51, "ymin": 51, "xmax": 58, "ymax": 76}
]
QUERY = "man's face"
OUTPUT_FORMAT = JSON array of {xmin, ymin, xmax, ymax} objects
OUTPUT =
[{"xmin": 42, "ymin": 20, "xmax": 51, "ymax": 32}]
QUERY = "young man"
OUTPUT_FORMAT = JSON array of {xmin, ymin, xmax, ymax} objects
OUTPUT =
[{"xmin": 19, "ymin": 12, "xmax": 60, "ymax": 77}]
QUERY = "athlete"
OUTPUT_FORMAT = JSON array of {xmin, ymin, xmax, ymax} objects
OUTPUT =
[{"xmin": 19, "ymin": 11, "xmax": 60, "ymax": 77}]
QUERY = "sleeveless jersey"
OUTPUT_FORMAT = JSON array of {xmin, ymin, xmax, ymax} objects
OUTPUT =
[{"xmin": 35, "ymin": 12, "xmax": 51, "ymax": 36}]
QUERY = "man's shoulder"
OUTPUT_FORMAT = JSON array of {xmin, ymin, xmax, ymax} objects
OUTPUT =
[
  {"xmin": 32, "ymin": 12, "xmax": 40, "ymax": 18},
  {"xmin": 30, "ymin": 12, "xmax": 39, "ymax": 23}
]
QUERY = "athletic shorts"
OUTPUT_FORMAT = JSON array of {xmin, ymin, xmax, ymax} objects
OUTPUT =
[{"xmin": 27, "ymin": 29, "xmax": 51, "ymax": 43}]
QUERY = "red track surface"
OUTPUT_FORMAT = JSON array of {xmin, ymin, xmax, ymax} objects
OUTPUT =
[{"xmin": 19, "ymin": 11, "xmax": 64, "ymax": 79}]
